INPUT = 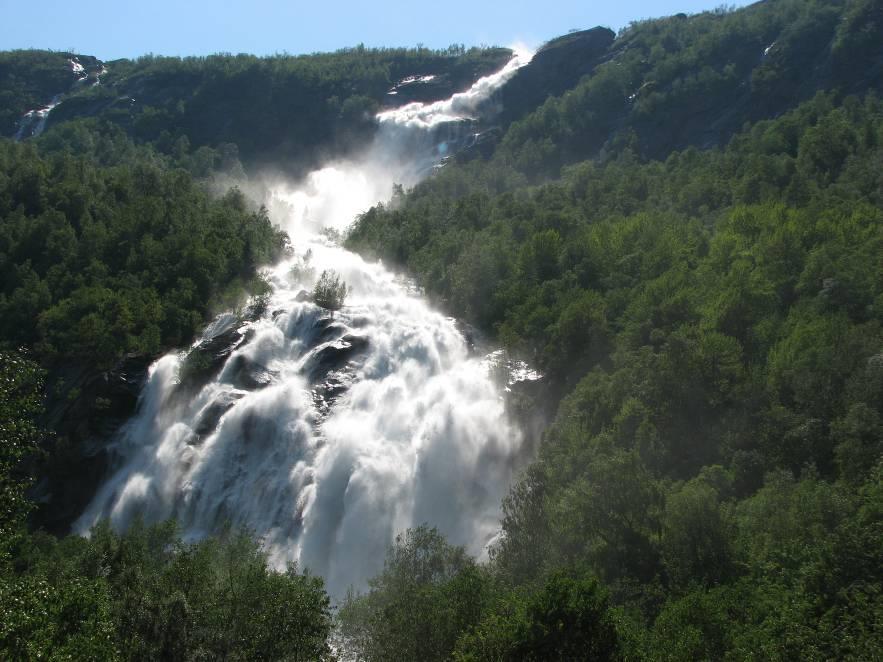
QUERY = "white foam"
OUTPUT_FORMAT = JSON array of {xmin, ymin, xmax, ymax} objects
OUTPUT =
[{"xmin": 77, "ymin": 49, "xmax": 535, "ymax": 598}]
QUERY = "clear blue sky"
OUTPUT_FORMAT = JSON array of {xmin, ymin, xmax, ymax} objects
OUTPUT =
[{"xmin": 1, "ymin": 0, "xmax": 756, "ymax": 61}]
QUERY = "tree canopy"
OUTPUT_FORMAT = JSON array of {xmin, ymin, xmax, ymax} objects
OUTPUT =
[{"xmin": 312, "ymin": 269, "xmax": 349, "ymax": 312}]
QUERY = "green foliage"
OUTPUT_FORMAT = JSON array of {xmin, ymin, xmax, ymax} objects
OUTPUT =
[
  {"xmin": 454, "ymin": 571, "xmax": 622, "ymax": 661},
  {"xmin": 0, "ymin": 351, "xmax": 44, "ymax": 553},
  {"xmin": 85, "ymin": 520, "xmax": 333, "ymax": 660},
  {"xmin": 0, "ymin": 134, "xmax": 287, "ymax": 367},
  {"xmin": 510, "ymin": 571, "xmax": 620, "ymax": 661},
  {"xmin": 5, "ymin": 46, "xmax": 511, "ymax": 171},
  {"xmin": 340, "ymin": 527, "xmax": 624, "ymax": 662},
  {"xmin": 0, "ymin": 357, "xmax": 334, "ymax": 658},
  {"xmin": 485, "ymin": 0, "xmax": 880, "ymax": 180},
  {"xmin": 1, "ymin": 521, "xmax": 334, "ymax": 660},
  {"xmin": 661, "ymin": 478, "xmax": 733, "ymax": 590},
  {"xmin": 338, "ymin": 526, "xmax": 486, "ymax": 661},
  {"xmin": 0, "ymin": 50, "xmax": 93, "ymax": 136},
  {"xmin": 312, "ymin": 269, "xmax": 349, "ymax": 312},
  {"xmin": 346, "ymin": 21, "xmax": 883, "ymax": 656},
  {"xmin": 0, "ymin": 573, "xmax": 117, "ymax": 660}
]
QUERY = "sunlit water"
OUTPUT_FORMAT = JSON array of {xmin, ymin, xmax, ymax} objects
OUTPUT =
[
  {"xmin": 77, "ymin": 48, "xmax": 535, "ymax": 597},
  {"xmin": 14, "ymin": 57, "xmax": 101, "ymax": 140}
]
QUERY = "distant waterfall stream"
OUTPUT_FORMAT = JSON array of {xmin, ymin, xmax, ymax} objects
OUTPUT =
[
  {"xmin": 77, "ymin": 49, "xmax": 535, "ymax": 597},
  {"xmin": 14, "ymin": 57, "xmax": 100, "ymax": 140}
]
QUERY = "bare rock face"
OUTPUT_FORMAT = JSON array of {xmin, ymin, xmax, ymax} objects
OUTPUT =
[
  {"xmin": 498, "ymin": 27, "xmax": 616, "ymax": 125},
  {"xmin": 382, "ymin": 48, "xmax": 513, "ymax": 107},
  {"xmin": 306, "ymin": 334, "xmax": 370, "ymax": 385},
  {"xmin": 226, "ymin": 355, "xmax": 277, "ymax": 391},
  {"xmin": 188, "ymin": 391, "xmax": 245, "ymax": 445},
  {"xmin": 446, "ymin": 27, "xmax": 616, "ymax": 164}
]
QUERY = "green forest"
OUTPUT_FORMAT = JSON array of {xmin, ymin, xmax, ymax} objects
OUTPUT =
[
  {"xmin": 2, "ymin": 0, "xmax": 882, "ymax": 659},
  {"xmin": 1, "ymin": 45, "xmax": 510, "ymax": 173},
  {"xmin": 345, "ymin": 90, "xmax": 883, "ymax": 660}
]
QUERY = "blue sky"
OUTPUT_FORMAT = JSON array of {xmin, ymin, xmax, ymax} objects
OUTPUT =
[{"xmin": 1, "ymin": 0, "xmax": 755, "ymax": 60}]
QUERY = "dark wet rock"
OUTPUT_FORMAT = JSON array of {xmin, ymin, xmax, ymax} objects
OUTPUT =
[
  {"xmin": 199, "ymin": 323, "xmax": 247, "ymax": 361},
  {"xmin": 296, "ymin": 289, "xmax": 312, "ymax": 302},
  {"xmin": 311, "ymin": 368, "xmax": 357, "ymax": 417},
  {"xmin": 497, "ymin": 27, "xmax": 615, "ymax": 126},
  {"xmin": 190, "ymin": 391, "xmax": 245, "ymax": 442},
  {"xmin": 317, "ymin": 321, "xmax": 350, "ymax": 343},
  {"xmin": 41, "ymin": 354, "xmax": 153, "ymax": 448},
  {"xmin": 287, "ymin": 311, "xmax": 346, "ymax": 346},
  {"xmin": 306, "ymin": 334, "xmax": 370, "ymax": 384},
  {"xmin": 237, "ymin": 408, "xmax": 295, "ymax": 448},
  {"xmin": 386, "ymin": 74, "xmax": 456, "ymax": 105},
  {"xmin": 454, "ymin": 319, "xmax": 482, "ymax": 354},
  {"xmin": 96, "ymin": 355, "xmax": 153, "ymax": 428},
  {"xmin": 507, "ymin": 372, "xmax": 546, "ymax": 400},
  {"xmin": 503, "ymin": 373, "xmax": 550, "ymax": 459},
  {"xmin": 454, "ymin": 127, "xmax": 504, "ymax": 164},
  {"xmin": 178, "ymin": 322, "xmax": 249, "ymax": 392},
  {"xmin": 226, "ymin": 355, "xmax": 276, "ymax": 390}
]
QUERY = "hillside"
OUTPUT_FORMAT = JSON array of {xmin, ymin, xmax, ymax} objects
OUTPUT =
[
  {"xmin": 1, "ymin": 0, "xmax": 882, "ymax": 659},
  {"xmin": 343, "ymin": 1, "xmax": 883, "ymax": 658},
  {"xmin": 2, "ymin": 45, "xmax": 511, "ymax": 173}
]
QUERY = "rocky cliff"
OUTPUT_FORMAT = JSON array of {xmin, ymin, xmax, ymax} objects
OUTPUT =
[{"xmin": 499, "ymin": 27, "xmax": 616, "ymax": 124}]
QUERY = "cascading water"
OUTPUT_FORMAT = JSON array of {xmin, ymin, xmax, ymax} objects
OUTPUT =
[
  {"xmin": 15, "ymin": 93, "xmax": 63, "ymax": 140},
  {"xmin": 14, "ymin": 57, "xmax": 101, "ymax": 140},
  {"xmin": 76, "ymin": 48, "xmax": 535, "ymax": 597}
]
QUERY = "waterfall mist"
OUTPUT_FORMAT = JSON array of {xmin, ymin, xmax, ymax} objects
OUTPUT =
[{"xmin": 77, "ymin": 48, "xmax": 535, "ymax": 597}]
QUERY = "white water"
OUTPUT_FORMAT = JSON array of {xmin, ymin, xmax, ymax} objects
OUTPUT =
[
  {"xmin": 15, "ymin": 94, "xmax": 63, "ymax": 140},
  {"xmin": 377, "ymin": 45, "xmax": 531, "ymax": 129},
  {"xmin": 76, "ymin": 49, "xmax": 534, "ymax": 597},
  {"xmin": 14, "ymin": 57, "xmax": 100, "ymax": 140}
]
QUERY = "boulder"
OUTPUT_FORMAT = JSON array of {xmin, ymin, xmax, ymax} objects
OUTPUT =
[
  {"xmin": 190, "ymin": 391, "xmax": 244, "ymax": 442},
  {"xmin": 177, "ymin": 321, "xmax": 250, "ymax": 393},
  {"xmin": 225, "ymin": 355, "xmax": 276, "ymax": 390},
  {"xmin": 306, "ymin": 334, "xmax": 370, "ymax": 384}
]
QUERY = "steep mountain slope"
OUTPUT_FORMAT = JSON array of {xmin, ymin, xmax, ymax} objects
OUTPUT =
[
  {"xmin": 0, "ymin": 46, "xmax": 515, "ymax": 536},
  {"xmin": 476, "ymin": 0, "xmax": 883, "ymax": 177},
  {"xmin": 341, "ymin": 1, "xmax": 883, "ymax": 658},
  {"xmin": 3, "ymin": 46, "xmax": 511, "ymax": 174},
  {"xmin": 1, "ymin": 0, "xmax": 882, "ymax": 658},
  {"xmin": 0, "ymin": 51, "xmax": 103, "ymax": 137}
]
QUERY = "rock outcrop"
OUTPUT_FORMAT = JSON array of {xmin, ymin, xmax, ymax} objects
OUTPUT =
[{"xmin": 498, "ymin": 27, "xmax": 616, "ymax": 125}]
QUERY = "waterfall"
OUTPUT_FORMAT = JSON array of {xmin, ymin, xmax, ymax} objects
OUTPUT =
[
  {"xmin": 76, "ymin": 48, "xmax": 535, "ymax": 597},
  {"xmin": 14, "ymin": 57, "xmax": 97, "ymax": 140},
  {"xmin": 15, "ymin": 94, "xmax": 63, "ymax": 140}
]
